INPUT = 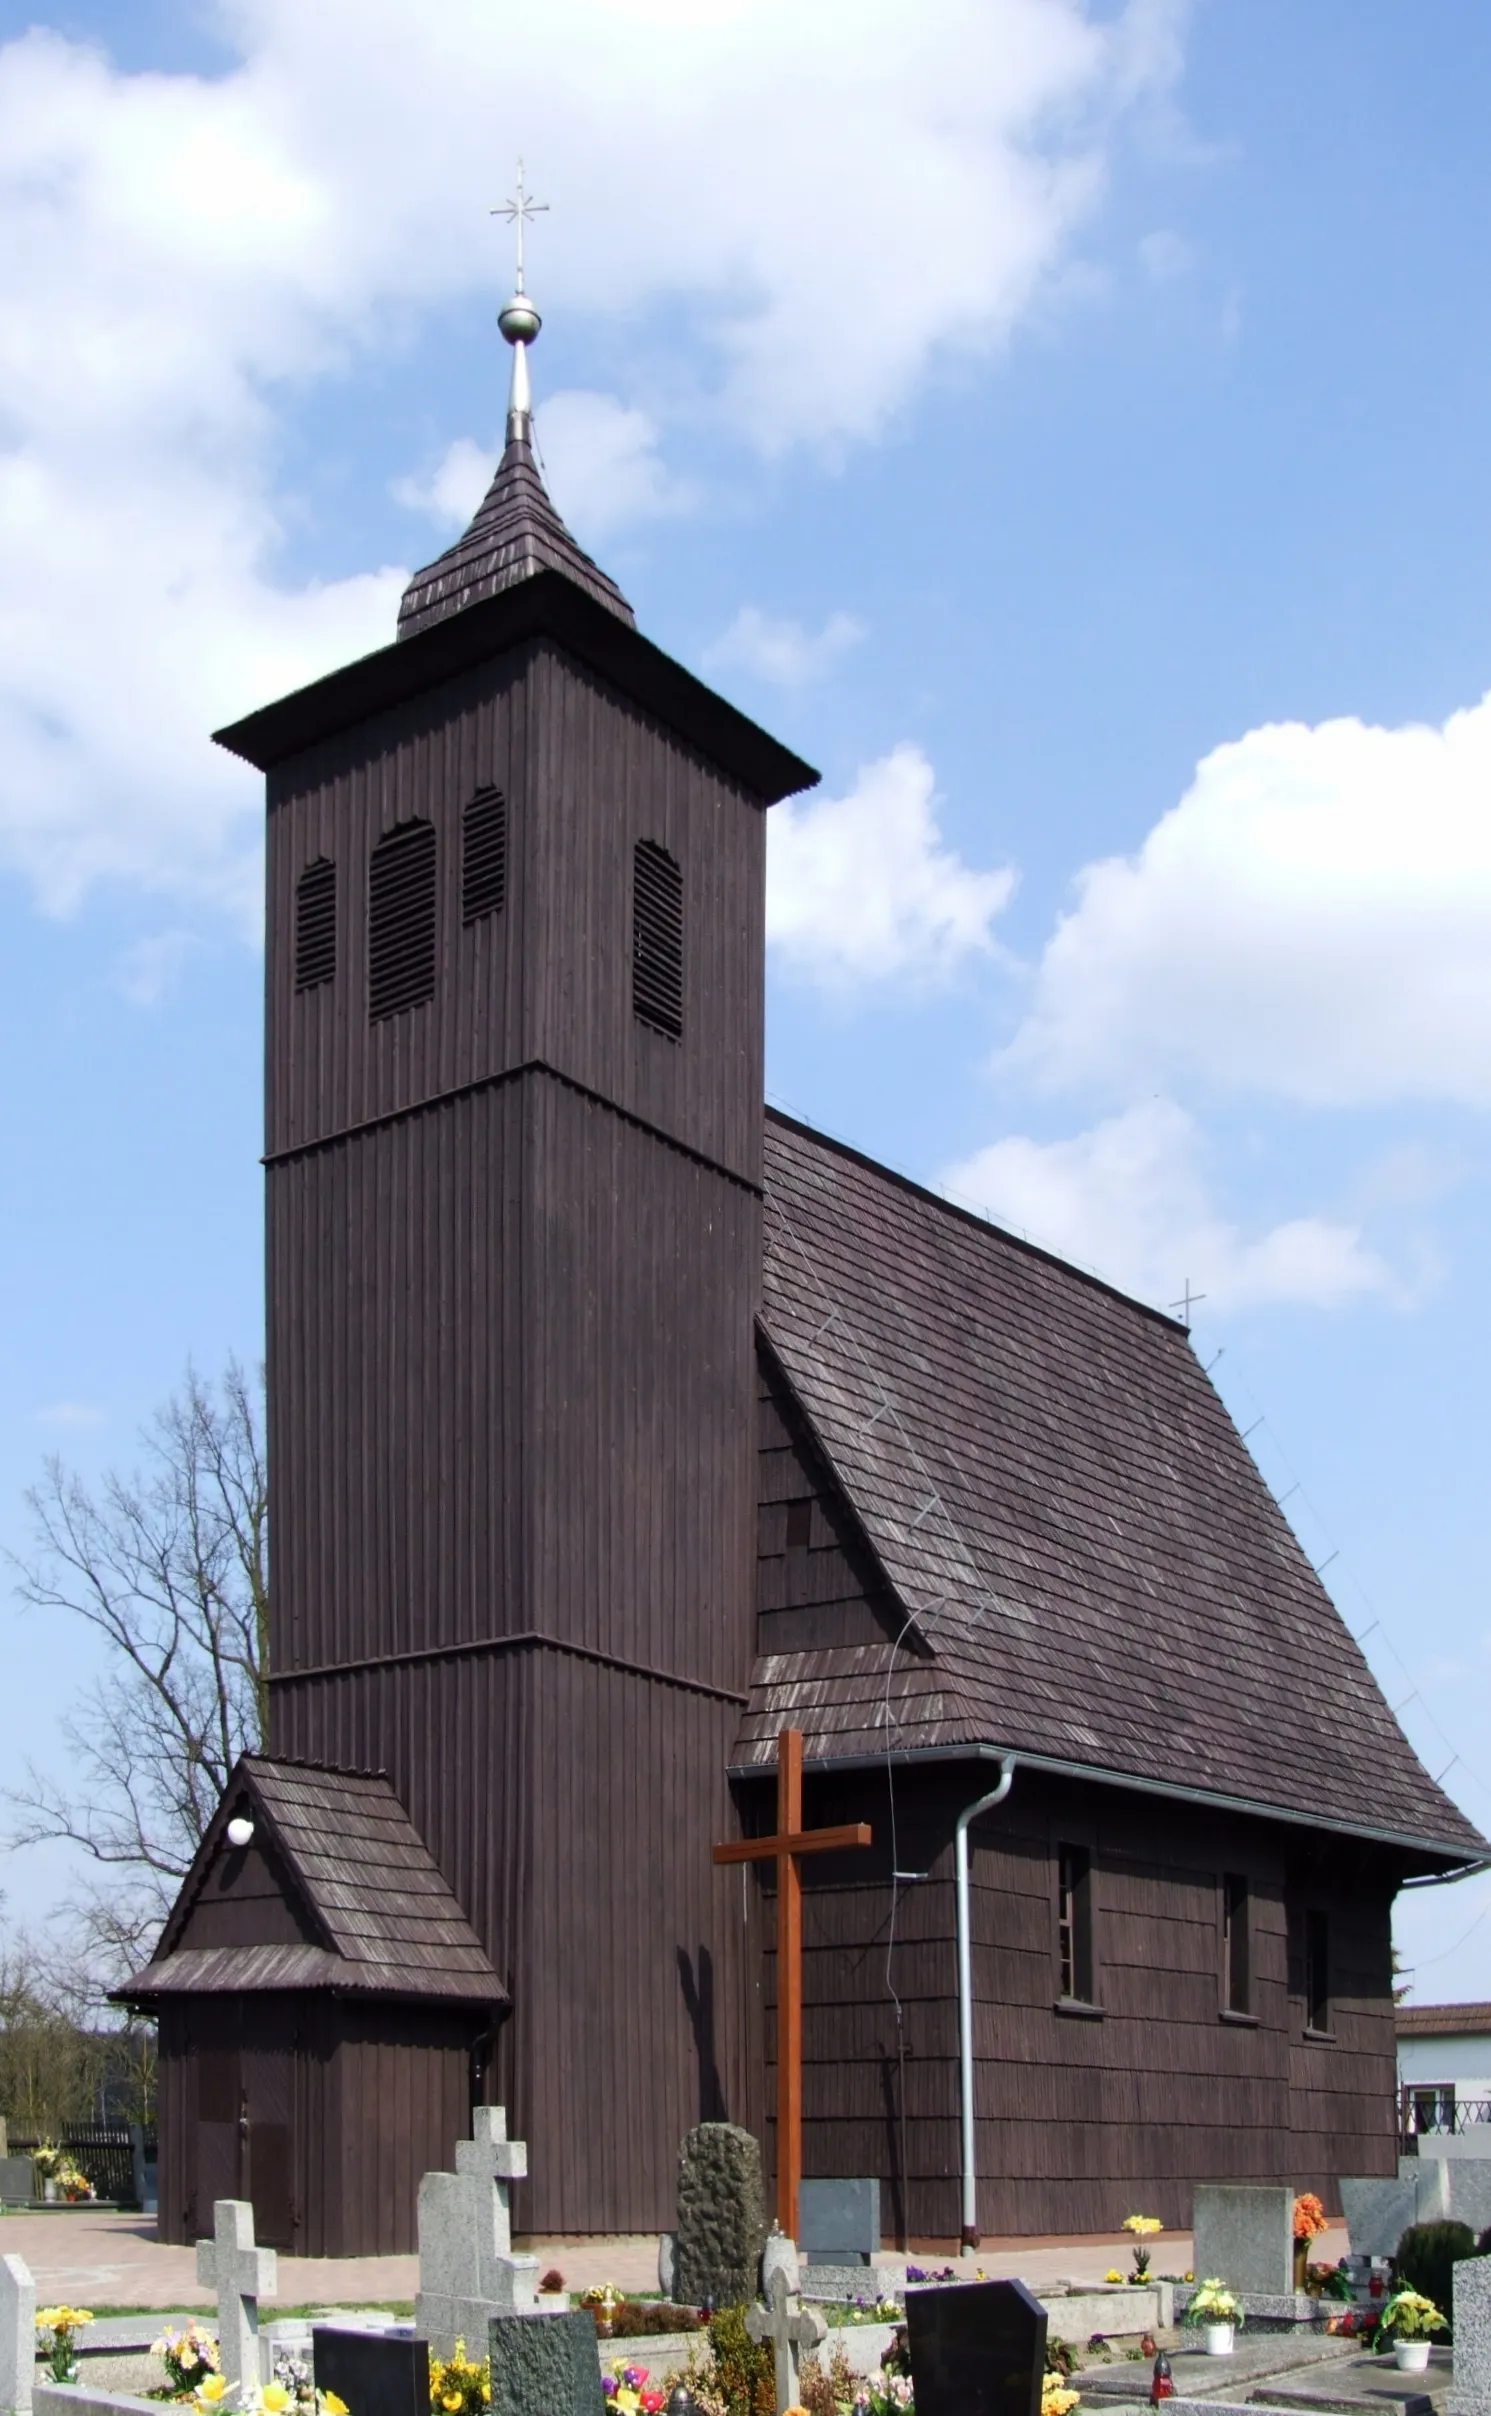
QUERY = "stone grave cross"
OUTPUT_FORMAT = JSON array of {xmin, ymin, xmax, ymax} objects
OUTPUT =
[
  {"xmin": 196, "ymin": 2198, "xmax": 277, "ymax": 2391},
  {"xmin": 2, "ymin": 2252, "xmax": 37, "ymax": 2416},
  {"xmin": 452, "ymin": 2106, "xmax": 525, "ymax": 2253},
  {"xmin": 746, "ymin": 2260, "xmax": 826, "ymax": 2416},
  {"xmin": 414, "ymin": 2107, "xmax": 539, "ymax": 2357}
]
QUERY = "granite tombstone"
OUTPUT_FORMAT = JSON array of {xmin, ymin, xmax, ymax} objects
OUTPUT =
[
  {"xmin": 906, "ymin": 2278, "xmax": 1047, "ymax": 2416},
  {"xmin": 488, "ymin": 2311, "xmax": 606, "ymax": 2416},
  {"xmin": 1191, "ymin": 2186, "xmax": 1294, "ymax": 2299},
  {"xmin": 313, "ymin": 2328, "xmax": 429, "ymax": 2416},
  {"xmin": 1448, "ymin": 2252, "xmax": 1491, "ymax": 2416},
  {"xmin": 674, "ymin": 2125, "xmax": 767, "ymax": 2310}
]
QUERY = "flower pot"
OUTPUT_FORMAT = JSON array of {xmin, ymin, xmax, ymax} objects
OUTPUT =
[
  {"xmin": 1201, "ymin": 2325, "xmax": 1235, "ymax": 2357},
  {"xmin": 1394, "ymin": 2342, "xmax": 1431, "ymax": 2373},
  {"xmin": 42, "ymin": 2178, "xmax": 57, "ymax": 2203}
]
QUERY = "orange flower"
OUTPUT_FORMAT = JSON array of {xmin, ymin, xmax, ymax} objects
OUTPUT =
[{"xmin": 1293, "ymin": 2193, "xmax": 1328, "ymax": 2240}]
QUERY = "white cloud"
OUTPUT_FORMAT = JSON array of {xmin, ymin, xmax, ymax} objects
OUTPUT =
[
  {"xmin": 392, "ymin": 437, "xmax": 492, "ymax": 529},
  {"xmin": 707, "ymin": 606, "xmax": 865, "ymax": 690},
  {"xmin": 31, "ymin": 1402, "xmax": 105, "ymax": 1429},
  {"xmin": 943, "ymin": 1097, "xmax": 1396, "ymax": 1314},
  {"xmin": 1005, "ymin": 694, "xmax": 1491, "ymax": 1109},
  {"xmin": 114, "ymin": 930, "xmax": 200, "ymax": 1005},
  {"xmin": 0, "ymin": 1, "xmax": 1181, "ymax": 914},
  {"xmin": 766, "ymin": 742, "xmax": 1014, "ymax": 987}
]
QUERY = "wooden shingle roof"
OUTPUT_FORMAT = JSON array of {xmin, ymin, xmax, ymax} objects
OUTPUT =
[
  {"xmin": 743, "ymin": 1110, "xmax": 1485, "ymax": 1867},
  {"xmin": 398, "ymin": 428, "xmax": 634, "ymax": 638},
  {"xmin": 119, "ymin": 1756, "xmax": 506, "ymax": 2006}
]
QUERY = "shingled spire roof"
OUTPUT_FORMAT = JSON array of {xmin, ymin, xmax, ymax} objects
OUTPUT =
[{"xmin": 398, "ymin": 204, "xmax": 633, "ymax": 639}]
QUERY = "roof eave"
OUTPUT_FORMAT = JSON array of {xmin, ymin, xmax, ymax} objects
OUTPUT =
[
  {"xmin": 727, "ymin": 1734, "xmax": 1488, "ymax": 1870},
  {"xmin": 213, "ymin": 568, "xmax": 819, "ymax": 805}
]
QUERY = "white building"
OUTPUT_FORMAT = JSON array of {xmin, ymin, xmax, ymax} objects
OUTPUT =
[{"xmin": 1398, "ymin": 2002, "xmax": 1491, "ymax": 2142}]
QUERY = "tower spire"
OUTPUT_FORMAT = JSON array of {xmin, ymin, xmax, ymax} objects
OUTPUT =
[
  {"xmin": 493, "ymin": 162, "xmax": 548, "ymax": 445},
  {"xmin": 397, "ymin": 165, "xmax": 634, "ymax": 638}
]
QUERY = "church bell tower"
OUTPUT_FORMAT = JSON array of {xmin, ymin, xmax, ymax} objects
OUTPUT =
[{"xmin": 216, "ymin": 215, "xmax": 817, "ymax": 2230}]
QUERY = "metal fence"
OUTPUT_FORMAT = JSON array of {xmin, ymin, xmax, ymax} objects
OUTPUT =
[
  {"xmin": 7, "ymin": 2125, "xmax": 157, "ymax": 2203},
  {"xmin": 1399, "ymin": 2086, "xmax": 1491, "ymax": 2151}
]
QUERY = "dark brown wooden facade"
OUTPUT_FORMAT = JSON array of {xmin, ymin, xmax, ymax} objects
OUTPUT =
[
  {"xmin": 247, "ymin": 604, "xmax": 804, "ymax": 2236},
  {"xmin": 127, "ymin": 401, "xmax": 1484, "ymax": 2252}
]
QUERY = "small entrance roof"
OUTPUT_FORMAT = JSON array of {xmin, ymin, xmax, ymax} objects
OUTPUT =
[{"xmin": 117, "ymin": 1755, "xmax": 506, "ymax": 2008}]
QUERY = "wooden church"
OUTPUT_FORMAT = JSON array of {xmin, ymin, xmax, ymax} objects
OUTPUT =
[{"xmin": 121, "ymin": 264, "xmax": 1486, "ymax": 2258}]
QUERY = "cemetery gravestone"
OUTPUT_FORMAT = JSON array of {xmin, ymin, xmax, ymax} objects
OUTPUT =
[
  {"xmin": 746, "ymin": 2265, "xmax": 825, "ymax": 2416},
  {"xmin": 1191, "ymin": 2185, "xmax": 1295, "ymax": 2298},
  {"xmin": 1340, "ymin": 2178, "xmax": 1419, "ymax": 2262},
  {"xmin": 195, "ymin": 2200, "xmax": 277, "ymax": 2393},
  {"xmin": 674, "ymin": 2124, "xmax": 767, "ymax": 2310},
  {"xmin": 415, "ymin": 2108, "xmax": 539, "ymax": 2357},
  {"xmin": 1448, "ymin": 2253, "xmax": 1491, "ymax": 2416},
  {"xmin": 313, "ymin": 2328, "xmax": 429, "ymax": 2416},
  {"xmin": 906, "ymin": 2278, "xmax": 1047, "ymax": 2416},
  {"xmin": 800, "ymin": 2179, "xmax": 880, "ymax": 2265},
  {"xmin": 2, "ymin": 2252, "xmax": 36, "ymax": 2416},
  {"xmin": 487, "ymin": 2311, "xmax": 606, "ymax": 2416}
]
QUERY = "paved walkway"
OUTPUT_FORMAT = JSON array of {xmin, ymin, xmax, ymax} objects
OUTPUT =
[{"xmin": 1, "ymin": 2207, "xmax": 1348, "ymax": 2313}]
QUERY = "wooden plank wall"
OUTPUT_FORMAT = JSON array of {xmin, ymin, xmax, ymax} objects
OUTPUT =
[
  {"xmin": 753, "ymin": 1368, "xmax": 1401, "ymax": 2243},
  {"xmin": 265, "ymin": 640, "xmax": 765, "ymax": 1185},
  {"xmin": 262, "ymin": 636, "xmax": 774, "ymax": 2232}
]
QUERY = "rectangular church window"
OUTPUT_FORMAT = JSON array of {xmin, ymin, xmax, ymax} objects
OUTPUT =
[
  {"xmin": 1305, "ymin": 1909, "xmax": 1331, "ymax": 2034},
  {"xmin": 368, "ymin": 819, "xmax": 437, "ymax": 1022},
  {"xmin": 1223, "ymin": 1872, "xmax": 1251, "ymax": 2014},
  {"xmin": 1057, "ymin": 1842, "xmax": 1094, "ymax": 2004},
  {"xmin": 633, "ymin": 838, "xmax": 683, "ymax": 1039},
  {"xmin": 462, "ymin": 786, "xmax": 507, "ymax": 923},
  {"xmin": 294, "ymin": 857, "xmax": 336, "ymax": 991},
  {"xmin": 785, "ymin": 1497, "xmax": 813, "ymax": 1549}
]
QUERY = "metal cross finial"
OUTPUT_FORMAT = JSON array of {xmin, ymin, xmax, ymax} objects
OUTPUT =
[
  {"xmin": 493, "ymin": 160, "xmax": 548, "ymax": 296},
  {"xmin": 1170, "ymin": 1278, "xmax": 1206, "ymax": 1326}
]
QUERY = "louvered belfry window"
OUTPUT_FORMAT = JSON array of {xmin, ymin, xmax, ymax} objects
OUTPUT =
[
  {"xmin": 462, "ymin": 786, "xmax": 507, "ymax": 923},
  {"xmin": 368, "ymin": 819, "xmax": 437, "ymax": 1022},
  {"xmin": 632, "ymin": 839, "xmax": 683, "ymax": 1040},
  {"xmin": 294, "ymin": 856, "xmax": 336, "ymax": 992}
]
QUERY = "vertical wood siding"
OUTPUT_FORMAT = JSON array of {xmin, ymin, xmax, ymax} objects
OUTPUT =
[{"xmin": 260, "ymin": 631, "xmax": 770, "ymax": 2233}]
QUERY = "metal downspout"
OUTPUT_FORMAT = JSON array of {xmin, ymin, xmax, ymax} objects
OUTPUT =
[{"xmin": 955, "ymin": 1759, "xmax": 1015, "ymax": 2248}]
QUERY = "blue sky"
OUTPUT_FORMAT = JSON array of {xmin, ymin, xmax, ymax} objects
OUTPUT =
[{"xmin": 2, "ymin": 0, "xmax": 1490, "ymax": 1999}]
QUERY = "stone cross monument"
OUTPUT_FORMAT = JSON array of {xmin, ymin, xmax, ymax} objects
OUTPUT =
[
  {"xmin": 195, "ymin": 2199, "xmax": 277, "ymax": 2391},
  {"xmin": 415, "ymin": 2107, "xmax": 539, "ymax": 2357},
  {"xmin": 746, "ymin": 2246, "xmax": 825, "ymax": 2416}
]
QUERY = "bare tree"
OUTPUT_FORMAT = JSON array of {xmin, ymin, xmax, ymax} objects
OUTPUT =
[{"xmin": 6, "ymin": 1360, "xmax": 267, "ymax": 1973}]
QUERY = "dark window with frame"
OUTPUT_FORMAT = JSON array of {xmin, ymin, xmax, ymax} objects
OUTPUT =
[
  {"xmin": 633, "ymin": 838, "xmax": 683, "ymax": 1040},
  {"xmin": 368, "ymin": 819, "xmax": 437, "ymax": 1023},
  {"xmin": 785, "ymin": 1497, "xmax": 813, "ymax": 1550},
  {"xmin": 1305, "ymin": 1909, "xmax": 1331, "ymax": 2033},
  {"xmin": 1223, "ymin": 1872, "xmax": 1250, "ymax": 2014},
  {"xmin": 462, "ymin": 786, "xmax": 507, "ymax": 923},
  {"xmin": 1057, "ymin": 1843, "xmax": 1094, "ymax": 2003},
  {"xmin": 294, "ymin": 857, "xmax": 336, "ymax": 992}
]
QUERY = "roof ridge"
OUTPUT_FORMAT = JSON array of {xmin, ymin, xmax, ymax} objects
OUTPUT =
[{"xmin": 764, "ymin": 1105, "xmax": 1189, "ymax": 1334}]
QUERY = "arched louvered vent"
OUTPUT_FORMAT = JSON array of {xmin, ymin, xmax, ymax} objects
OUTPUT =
[
  {"xmin": 462, "ymin": 787, "xmax": 507, "ymax": 924},
  {"xmin": 368, "ymin": 819, "xmax": 437, "ymax": 1023},
  {"xmin": 294, "ymin": 857, "xmax": 336, "ymax": 992},
  {"xmin": 632, "ymin": 839, "xmax": 683, "ymax": 1040}
]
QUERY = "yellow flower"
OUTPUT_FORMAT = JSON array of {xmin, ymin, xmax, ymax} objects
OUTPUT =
[
  {"xmin": 196, "ymin": 2375, "xmax": 232, "ymax": 2403},
  {"xmin": 260, "ymin": 2386, "xmax": 291, "ymax": 2413},
  {"xmin": 1122, "ymin": 2215, "xmax": 1161, "ymax": 2238},
  {"xmin": 1104, "ymin": 2270, "xmax": 1123, "ymax": 2284},
  {"xmin": 322, "ymin": 2395, "xmax": 349, "ymax": 2414}
]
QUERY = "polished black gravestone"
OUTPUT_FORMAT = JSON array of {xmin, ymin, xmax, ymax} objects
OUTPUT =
[
  {"xmin": 313, "ymin": 2326, "xmax": 430, "ymax": 2416},
  {"xmin": 906, "ymin": 2279, "xmax": 1048, "ymax": 2416}
]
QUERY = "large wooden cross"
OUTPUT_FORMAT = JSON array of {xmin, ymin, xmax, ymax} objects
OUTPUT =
[{"xmin": 713, "ymin": 1726, "xmax": 872, "ymax": 2237}]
